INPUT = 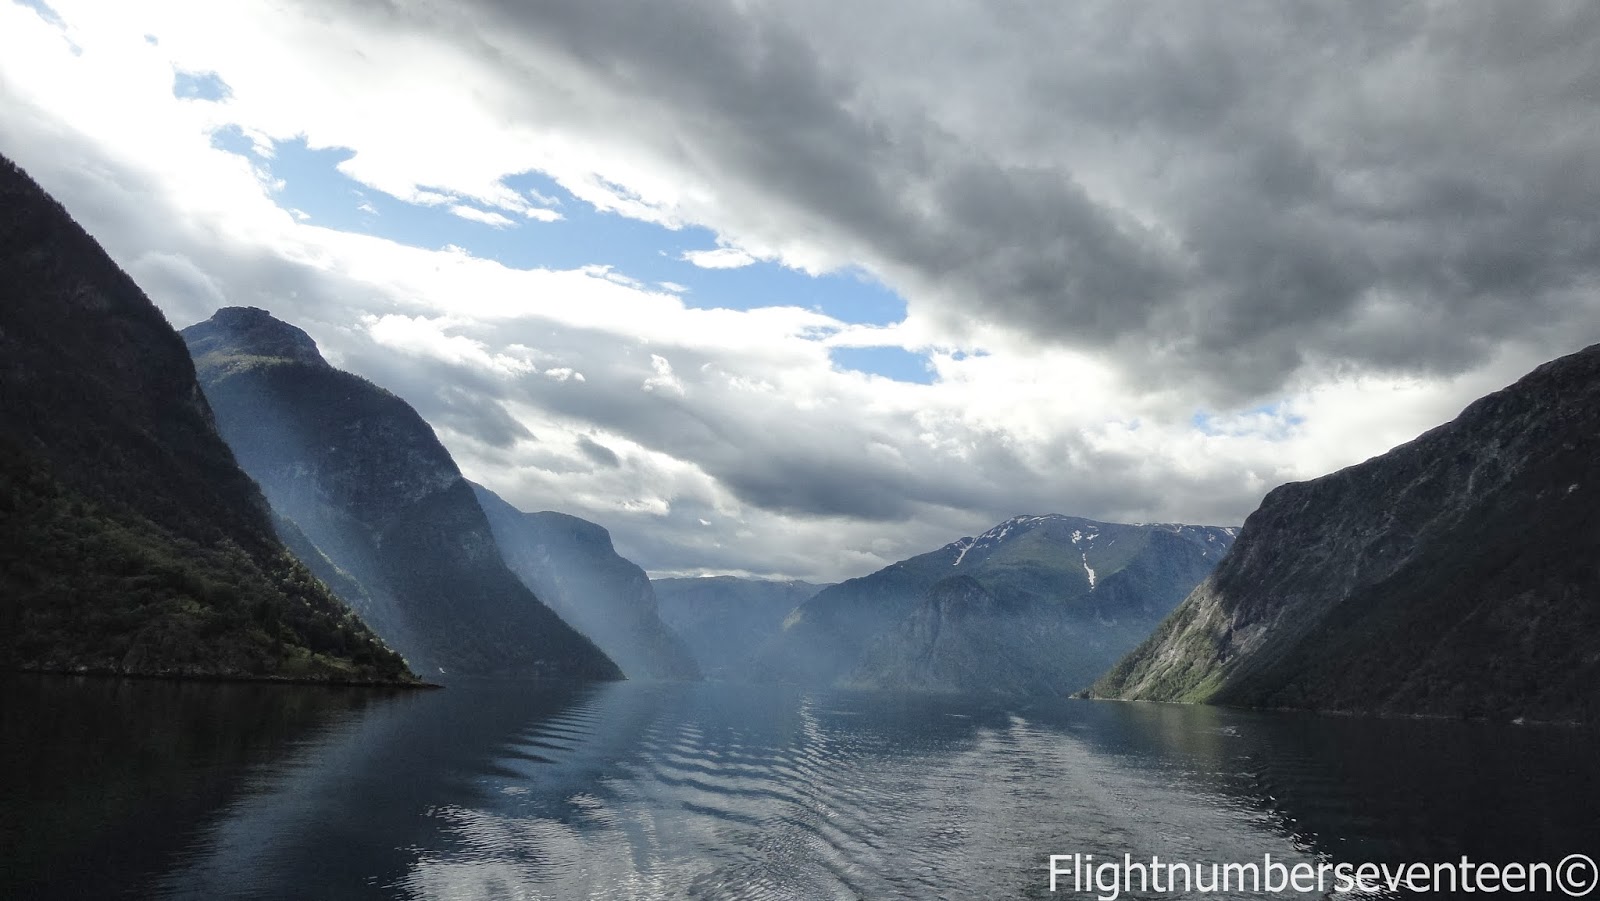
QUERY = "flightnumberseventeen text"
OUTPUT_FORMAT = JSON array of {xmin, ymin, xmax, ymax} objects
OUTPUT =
[{"xmin": 1047, "ymin": 852, "xmax": 1596, "ymax": 899}]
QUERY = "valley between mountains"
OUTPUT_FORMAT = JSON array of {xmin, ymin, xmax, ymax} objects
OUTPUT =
[{"xmin": 4, "ymin": 152, "xmax": 1598, "ymax": 723}]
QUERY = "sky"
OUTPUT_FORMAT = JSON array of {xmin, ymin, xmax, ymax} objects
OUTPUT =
[{"xmin": 2, "ymin": 0, "xmax": 1597, "ymax": 582}]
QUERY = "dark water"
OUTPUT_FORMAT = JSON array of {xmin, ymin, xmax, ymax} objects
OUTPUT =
[{"xmin": 2, "ymin": 676, "xmax": 1597, "ymax": 900}]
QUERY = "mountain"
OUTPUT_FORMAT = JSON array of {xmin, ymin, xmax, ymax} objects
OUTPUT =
[
  {"xmin": 180, "ymin": 307, "xmax": 621, "ymax": 682},
  {"xmin": 848, "ymin": 575, "xmax": 1070, "ymax": 695},
  {"xmin": 755, "ymin": 515, "xmax": 1235, "ymax": 692},
  {"xmin": 652, "ymin": 577, "xmax": 831, "ymax": 678},
  {"xmin": 471, "ymin": 483, "xmax": 699, "ymax": 681},
  {"xmin": 0, "ymin": 156, "xmax": 412, "ymax": 684},
  {"xmin": 1093, "ymin": 344, "xmax": 1600, "ymax": 722}
]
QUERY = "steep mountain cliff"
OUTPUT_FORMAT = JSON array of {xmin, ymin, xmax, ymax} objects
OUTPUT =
[
  {"xmin": 0, "ymin": 156, "xmax": 412, "ymax": 683},
  {"xmin": 1094, "ymin": 344, "xmax": 1600, "ymax": 722},
  {"xmin": 652, "ymin": 577, "xmax": 831, "ymax": 678},
  {"xmin": 180, "ymin": 307, "xmax": 621, "ymax": 682},
  {"xmin": 755, "ymin": 515, "xmax": 1235, "ymax": 692},
  {"xmin": 472, "ymin": 483, "xmax": 699, "ymax": 681}
]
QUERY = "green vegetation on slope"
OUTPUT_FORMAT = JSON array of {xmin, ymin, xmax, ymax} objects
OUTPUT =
[
  {"xmin": 0, "ymin": 155, "xmax": 413, "ymax": 683},
  {"xmin": 0, "ymin": 449, "xmax": 408, "ymax": 681}
]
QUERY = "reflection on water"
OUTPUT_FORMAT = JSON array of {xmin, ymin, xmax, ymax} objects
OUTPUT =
[
  {"xmin": 1114, "ymin": 702, "xmax": 1600, "ymax": 867},
  {"xmin": 0, "ymin": 675, "xmax": 389, "ymax": 898},
  {"xmin": 2, "ymin": 676, "xmax": 1597, "ymax": 899}
]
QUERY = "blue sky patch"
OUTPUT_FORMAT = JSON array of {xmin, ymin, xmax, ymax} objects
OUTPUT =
[
  {"xmin": 173, "ymin": 70, "xmax": 231, "ymax": 102},
  {"xmin": 211, "ymin": 129, "xmax": 914, "ymax": 374},
  {"xmin": 830, "ymin": 346, "xmax": 934, "ymax": 384},
  {"xmin": 1191, "ymin": 403, "xmax": 1305, "ymax": 438},
  {"xmin": 17, "ymin": 0, "xmax": 63, "ymax": 28}
]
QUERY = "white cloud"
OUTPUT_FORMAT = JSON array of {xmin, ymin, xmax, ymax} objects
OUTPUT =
[
  {"xmin": 364, "ymin": 314, "xmax": 535, "ymax": 376},
  {"xmin": 641, "ymin": 354, "xmax": 686, "ymax": 396},
  {"xmin": 448, "ymin": 205, "xmax": 516, "ymax": 228},
  {"xmin": 681, "ymin": 247, "xmax": 757, "ymax": 269},
  {"xmin": 0, "ymin": 0, "xmax": 1583, "ymax": 583},
  {"xmin": 454, "ymin": 199, "xmax": 561, "ymax": 225}
]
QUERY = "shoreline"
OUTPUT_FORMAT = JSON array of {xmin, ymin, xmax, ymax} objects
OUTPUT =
[{"xmin": 2, "ymin": 665, "xmax": 444, "ymax": 690}]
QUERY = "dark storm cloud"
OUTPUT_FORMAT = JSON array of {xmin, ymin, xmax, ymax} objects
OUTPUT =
[
  {"xmin": 323, "ymin": 0, "xmax": 1600, "ymax": 399},
  {"xmin": 7, "ymin": 0, "xmax": 1596, "ymax": 580},
  {"xmin": 576, "ymin": 435, "xmax": 621, "ymax": 468}
]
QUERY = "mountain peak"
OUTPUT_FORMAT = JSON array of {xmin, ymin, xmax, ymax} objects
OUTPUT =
[{"xmin": 183, "ymin": 306, "xmax": 329, "ymax": 370}]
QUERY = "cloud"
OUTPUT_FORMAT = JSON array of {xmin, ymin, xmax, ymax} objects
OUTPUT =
[
  {"xmin": 1, "ymin": 0, "xmax": 1595, "ymax": 582},
  {"xmin": 448, "ymin": 204, "xmax": 516, "ymax": 228},
  {"xmin": 576, "ymin": 435, "xmax": 622, "ymax": 469},
  {"xmin": 125, "ymin": 250, "xmax": 227, "ymax": 325},
  {"xmin": 287, "ymin": 0, "xmax": 1599, "ymax": 398},
  {"xmin": 641, "ymin": 354, "xmax": 685, "ymax": 396},
  {"xmin": 681, "ymin": 247, "xmax": 756, "ymax": 269},
  {"xmin": 364, "ymin": 314, "xmax": 535, "ymax": 376}
]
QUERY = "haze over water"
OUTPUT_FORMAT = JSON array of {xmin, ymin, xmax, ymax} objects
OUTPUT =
[{"xmin": 3, "ymin": 676, "xmax": 1597, "ymax": 900}]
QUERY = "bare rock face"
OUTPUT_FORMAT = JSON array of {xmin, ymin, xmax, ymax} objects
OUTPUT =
[
  {"xmin": 1095, "ymin": 343, "xmax": 1600, "ymax": 722},
  {"xmin": 473, "ymin": 484, "xmax": 700, "ymax": 681},
  {"xmin": 181, "ymin": 308, "xmax": 621, "ymax": 682},
  {"xmin": 755, "ymin": 515, "xmax": 1236, "ymax": 693}
]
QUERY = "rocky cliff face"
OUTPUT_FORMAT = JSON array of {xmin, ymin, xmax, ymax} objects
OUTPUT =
[
  {"xmin": 1094, "ymin": 344, "xmax": 1600, "ymax": 722},
  {"xmin": 0, "ymin": 157, "xmax": 412, "ymax": 683},
  {"xmin": 652, "ymin": 577, "xmax": 830, "ymax": 678},
  {"xmin": 181, "ymin": 308, "xmax": 621, "ymax": 682},
  {"xmin": 472, "ymin": 484, "xmax": 699, "ymax": 681},
  {"xmin": 755, "ymin": 515, "xmax": 1235, "ymax": 692}
]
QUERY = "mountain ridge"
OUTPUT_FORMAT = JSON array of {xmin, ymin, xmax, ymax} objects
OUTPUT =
[
  {"xmin": 181, "ymin": 307, "xmax": 622, "ymax": 682},
  {"xmin": 653, "ymin": 576, "xmax": 831, "ymax": 678},
  {"xmin": 1093, "ymin": 342, "xmax": 1600, "ymax": 722},
  {"xmin": 754, "ymin": 513, "xmax": 1236, "ymax": 691},
  {"xmin": 472, "ymin": 483, "xmax": 700, "ymax": 681},
  {"xmin": 0, "ymin": 156, "xmax": 413, "ymax": 684}
]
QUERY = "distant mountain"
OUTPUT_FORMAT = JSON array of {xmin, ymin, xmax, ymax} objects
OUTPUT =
[
  {"xmin": 181, "ymin": 307, "xmax": 621, "ymax": 682},
  {"xmin": 849, "ymin": 575, "xmax": 1064, "ymax": 694},
  {"xmin": 471, "ymin": 484, "xmax": 699, "ymax": 681},
  {"xmin": 1094, "ymin": 345, "xmax": 1600, "ymax": 723},
  {"xmin": 755, "ymin": 515, "xmax": 1235, "ymax": 693},
  {"xmin": 652, "ymin": 577, "xmax": 831, "ymax": 678},
  {"xmin": 0, "ymin": 156, "xmax": 412, "ymax": 684}
]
